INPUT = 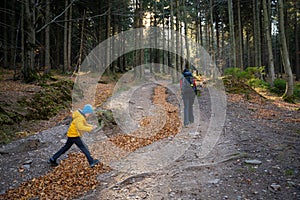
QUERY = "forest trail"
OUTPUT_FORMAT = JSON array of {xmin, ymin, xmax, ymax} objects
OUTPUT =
[{"xmin": 0, "ymin": 72, "xmax": 300, "ymax": 199}]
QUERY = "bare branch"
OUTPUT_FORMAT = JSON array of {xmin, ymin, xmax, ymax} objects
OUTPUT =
[{"xmin": 36, "ymin": 0, "xmax": 75, "ymax": 33}]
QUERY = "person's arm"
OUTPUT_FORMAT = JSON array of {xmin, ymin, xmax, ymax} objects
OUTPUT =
[{"xmin": 75, "ymin": 118, "xmax": 93, "ymax": 132}]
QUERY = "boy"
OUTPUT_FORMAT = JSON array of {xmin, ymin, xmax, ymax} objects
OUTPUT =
[{"xmin": 48, "ymin": 104, "xmax": 99, "ymax": 168}]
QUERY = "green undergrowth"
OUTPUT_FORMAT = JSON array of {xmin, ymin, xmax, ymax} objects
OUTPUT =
[{"xmin": 223, "ymin": 67, "xmax": 300, "ymax": 102}]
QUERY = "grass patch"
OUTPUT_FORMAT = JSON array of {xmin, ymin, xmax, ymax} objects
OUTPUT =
[{"xmin": 285, "ymin": 169, "xmax": 294, "ymax": 176}]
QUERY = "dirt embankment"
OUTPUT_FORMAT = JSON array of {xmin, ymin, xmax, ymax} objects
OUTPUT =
[{"xmin": 0, "ymin": 77, "xmax": 73, "ymax": 144}]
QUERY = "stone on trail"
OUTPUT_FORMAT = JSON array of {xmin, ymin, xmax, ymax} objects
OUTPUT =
[
  {"xmin": 208, "ymin": 179, "xmax": 220, "ymax": 184},
  {"xmin": 244, "ymin": 159, "xmax": 262, "ymax": 165}
]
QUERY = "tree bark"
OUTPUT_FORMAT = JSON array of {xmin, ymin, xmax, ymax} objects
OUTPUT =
[
  {"xmin": 256, "ymin": 1, "xmax": 262, "ymax": 67},
  {"xmin": 63, "ymin": 0, "xmax": 68, "ymax": 72},
  {"xmin": 170, "ymin": 0, "xmax": 176, "ymax": 82},
  {"xmin": 106, "ymin": 1, "xmax": 112, "ymax": 72},
  {"xmin": 176, "ymin": 0, "xmax": 180, "ymax": 74},
  {"xmin": 3, "ymin": 0, "xmax": 8, "ymax": 68},
  {"xmin": 228, "ymin": 0, "xmax": 236, "ymax": 68},
  {"xmin": 67, "ymin": 3, "xmax": 72, "ymax": 71},
  {"xmin": 23, "ymin": 0, "xmax": 36, "ymax": 82},
  {"xmin": 278, "ymin": 0, "xmax": 294, "ymax": 97},
  {"xmin": 295, "ymin": 2, "xmax": 300, "ymax": 81},
  {"xmin": 77, "ymin": 10, "xmax": 86, "ymax": 72},
  {"xmin": 209, "ymin": 0, "xmax": 215, "ymax": 68},
  {"xmin": 263, "ymin": 0, "xmax": 275, "ymax": 86},
  {"xmin": 237, "ymin": 0, "xmax": 243, "ymax": 68},
  {"xmin": 253, "ymin": 0, "xmax": 258, "ymax": 67},
  {"xmin": 45, "ymin": 0, "xmax": 51, "ymax": 73},
  {"xmin": 10, "ymin": 0, "xmax": 16, "ymax": 70}
]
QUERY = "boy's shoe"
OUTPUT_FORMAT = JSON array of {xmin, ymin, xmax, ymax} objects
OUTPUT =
[
  {"xmin": 48, "ymin": 158, "xmax": 58, "ymax": 167},
  {"xmin": 90, "ymin": 159, "xmax": 100, "ymax": 168}
]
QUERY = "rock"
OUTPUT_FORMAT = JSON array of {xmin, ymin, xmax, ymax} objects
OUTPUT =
[
  {"xmin": 287, "ymin": 181, "xmax": 296, "ymax": 187},
  {"xmin": 270, "ymin": 183, "xmax": 281, "ymax": 191},
  {"xmin": 22, "ymin": 164, "xmax": 31, "ymax": 169},
  {"xmin": 23, "ymin": 159, "xmax": 33, "ymax": 165},
  {"xmin": 169, "ymin": 191, "xmax": 176, "ymax": 197},
  {"xmin": 244, "ymin": 159, "xmax": 262, "ymax": 165},
  {"xmin": 60, "ymin": 139, "xmax": 67, "ymax": 143},
  {"xmin": 189, "ymin": 132, "xmax": 200, "ymax": 136},
  {"xmin": 208, "ymin": 179, "xmax": 220, "ymax": 184}
]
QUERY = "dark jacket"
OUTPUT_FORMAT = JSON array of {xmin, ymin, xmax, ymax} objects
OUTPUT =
[{"xmin": 180, "ymin": 69, "xmax": 196, "ymax": 96}]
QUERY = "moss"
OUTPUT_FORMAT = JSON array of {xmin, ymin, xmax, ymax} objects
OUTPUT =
[
  {"xmin": 0, "ymin": 80, "xmax": 73, "ymax": 144},
  {"xmin": 282, "ymin": 93, "xmax": 296, "ymax": 103},
  {"xmin": 223, "ymin": 77, "xmax": 254, "ymax": 95},
  {"xmin": 96, "ymin": 109, "xmax": 116, "ymax": 129},
  {"xmin": 285, "ymin": 169, "xmax": 294, "ymax": 176},
  {"xmin": 22, "ymin": 80, "xmax": 73, "ymax": 120}
]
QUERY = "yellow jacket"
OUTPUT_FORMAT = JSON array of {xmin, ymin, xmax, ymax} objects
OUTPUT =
[{"xmin": 67, "ymin": 110, "xmax": 93, "ymax": 137}]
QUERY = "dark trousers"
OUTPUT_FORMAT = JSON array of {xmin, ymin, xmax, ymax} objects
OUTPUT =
[
  {"xmin": 52, "ymin": 137, "xmax": 93, "ymax": 164},
  {"xmin": 183, "ymin": 94, "xmax": 195, "ymax": 126}
]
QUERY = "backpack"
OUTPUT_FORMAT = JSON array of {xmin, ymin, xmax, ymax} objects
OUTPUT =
[{"xmin": 181, "ymin": 75, "xmax": 196, "ymax": 95}]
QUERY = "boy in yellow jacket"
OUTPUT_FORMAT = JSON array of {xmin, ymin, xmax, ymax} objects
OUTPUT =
[{"xmin": 48, "ymin": 104, "xmax": 99, "ymax": 168}]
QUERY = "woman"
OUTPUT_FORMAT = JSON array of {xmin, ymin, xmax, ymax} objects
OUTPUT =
[{"xmin": 180, "ymin": 69, "xmax": 197, "ymax": 126}]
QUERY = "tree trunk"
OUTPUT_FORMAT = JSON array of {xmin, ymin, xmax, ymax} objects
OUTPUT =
[
  {"xmin": 162, "ymin": 8, "xmax": 166, "ymax": 73},
  {"xmin": 45, "ymin": 0, "xmax": 51, "ymax": 73},
  {"xmin": 10, "ymin": 0, "xmax": 16, "ymax": 70},
  {"xmin": 63, "ymin": 0, "xmax": 68, "ymax": 72},
  {"xmin": 170, "ymin": 0, "xmax": 176, "ymax": 82},
  {"xmin": 278, "ymin": 0, "xmax": 294, "ymax": 97},
  {"xmin": 23, "ymin": 0, "xmax": 36, "ymax": 82},
  {"xmin": 245, "ymin": 30, "xmax": 250, "ymax": 67},
  {"xmin": 21, "ymin": 1, "xmax": 25, "ymax": 76},
  {"xmin": 295, "ymin": 2, "xmax": 300, "ymax": 81},
  {"xmin": 176, "ymin": 0, "xmax": 180, "ymax": 74},
  {"xmin": 209, "ymin": 0, "xmax": 215, "ymax": 68},
  {"xmin": 107, "ymin": 1, "xmax": 112, "ymax": 72},
  {"xmin": 215, "ymin": 7, "xmax": 220, "ymax": 69},
  {"xmin": 67, "ymin": 3, "xmax": 72, "ymax": 71},
  {"xmin": 237, "ymin": 0, "xmax": 243, "ymax": 68},
  {"xmin": 139, "ymin": 0, "xmax": 144, "ymax": 78},
  {"xmin": 256, "ymin": 1, "xmax": 262, "ymax": 68},
  {"xmin": 13, "ymin": 17, "xmax": 21, "ymax": 80},
  {"xmin": 253, "ymin": 0, "xmax": 258, "ymax": 67},
  {"xmin": 263, "ymin": 0, "xmax": 275, "ymax": 86},
  {"xmin": 77, "ymin": 10, "xmax": 86, "ymax": 72},
  {"xmin": 154, "ymin": 4, "xmax": 160, "ymax": 73},
  {"xmin": 3, "ymin": 0, "xmax": 8, "ymax": 68},
  {"xmin": 228, "ymin": 0, "xmax": 236, "ymax": 68}
]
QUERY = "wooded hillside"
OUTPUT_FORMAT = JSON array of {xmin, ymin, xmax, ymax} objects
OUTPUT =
[{"xmin": 0, "ymin": 1, "xmax": 299, "ymax": 89}]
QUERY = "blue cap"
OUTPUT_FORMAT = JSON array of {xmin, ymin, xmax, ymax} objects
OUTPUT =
[{"xmin": 82, "ymin": 104, "xmax": 94, "ymax": 114}]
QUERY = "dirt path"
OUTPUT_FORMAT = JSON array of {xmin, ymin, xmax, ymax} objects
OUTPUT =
[
  {"xmin": 80, "ymin": 74, "xmax": 299, "ymax": 199},
  {"xmin": 0, "ymin": 72, "xmax": 299, "ymax": 199}
]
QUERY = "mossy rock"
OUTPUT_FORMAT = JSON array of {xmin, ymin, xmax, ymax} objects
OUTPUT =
[{"xmin": 96, "ymin": 109, "xmax": 116, "ymax": 129}]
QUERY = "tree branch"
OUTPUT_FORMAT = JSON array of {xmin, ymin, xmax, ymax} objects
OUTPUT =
[{"xmin": 36, "ymin": 0, "xmax": 75, "ymax": 33}]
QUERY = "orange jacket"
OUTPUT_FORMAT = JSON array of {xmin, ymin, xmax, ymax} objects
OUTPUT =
[{"xmin": 67, "ymin": 110, "xmax": 93, "ymax": 137}]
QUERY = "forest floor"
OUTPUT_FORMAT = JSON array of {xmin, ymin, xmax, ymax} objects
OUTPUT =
[{"xmin": 0, "ymin": 70, "xmax": 300, "ymax": 199}]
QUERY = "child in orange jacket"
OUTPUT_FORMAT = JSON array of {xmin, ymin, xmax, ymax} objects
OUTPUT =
[{"xmin": 48, "ymin": 104, "xmax": 99, "ymax": 168}]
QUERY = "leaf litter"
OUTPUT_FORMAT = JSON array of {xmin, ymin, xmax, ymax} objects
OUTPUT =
[{"xmin": 0, "ymin": 85, "xmax": 181, "ymax": 199}]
